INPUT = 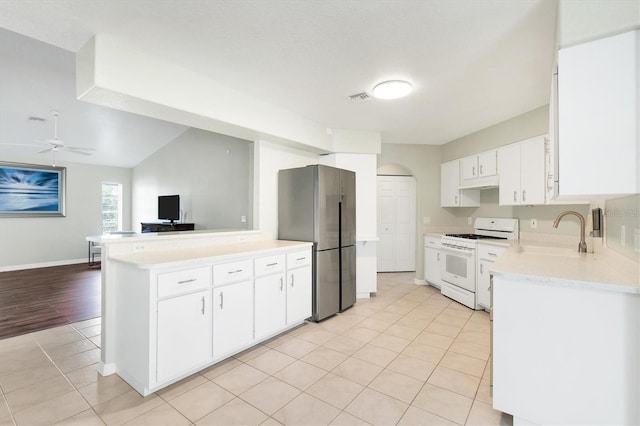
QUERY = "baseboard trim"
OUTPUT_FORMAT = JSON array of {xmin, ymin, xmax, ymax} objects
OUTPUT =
[
  {"xmin": 414, "ymin": 278, "xmax": 427, "ymax": 285},
  {"xmin": 0, "ymin": 258, "xmax": 89, "ymax": 273}
]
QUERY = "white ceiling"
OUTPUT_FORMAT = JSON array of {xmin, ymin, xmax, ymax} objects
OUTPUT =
[{"xmin": 0, "ymin": 0, "xmax": 558, "ymax": 167}]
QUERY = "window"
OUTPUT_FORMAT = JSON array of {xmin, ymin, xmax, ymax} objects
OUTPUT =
[{"xmin": 101, "ymin": 182, "xmax": 122, "ymax": 233}]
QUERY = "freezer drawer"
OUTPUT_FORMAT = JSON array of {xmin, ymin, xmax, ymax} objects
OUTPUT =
[
  {"xmin": 340, "ymin": 245, "xmax": 356, "ymax": 311},
  {"xmin": 313, "ymin": 248, "xmax": 340, "ymax": 321}
]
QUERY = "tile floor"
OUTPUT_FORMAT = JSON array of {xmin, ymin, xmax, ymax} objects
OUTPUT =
[{"xmin": 0, "ymin": 273, "xmax": 512, "ymax": 425}]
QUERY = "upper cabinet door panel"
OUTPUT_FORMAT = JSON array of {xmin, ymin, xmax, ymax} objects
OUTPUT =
[
  {"xmin": 478, "ymin": 151, "xmax": 497, "ymax": 177},
  {"xmin": 461, "ymin": 156, "xmax": 478, "ymax": 181}
]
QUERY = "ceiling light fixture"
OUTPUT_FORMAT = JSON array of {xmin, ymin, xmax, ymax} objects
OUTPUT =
[{"xmin": 372, "ymin": 80, "xmax": 413, "ymax": 100}]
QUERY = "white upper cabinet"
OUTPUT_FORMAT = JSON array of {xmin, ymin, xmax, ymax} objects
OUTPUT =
[
  {"xmin": 498, "ymin": 136, "xmax": 546, "ymax": 206},
  {"xmin": 460, "ymin": 150, "xmax": 499, "ymax": 188},
  {"xmin": 441, "ymin": 160, "xmax": 480, "ymax": 207},
  {"xmin": 556, "ymin": 29, "xmax": 639, "ymax": 198}
]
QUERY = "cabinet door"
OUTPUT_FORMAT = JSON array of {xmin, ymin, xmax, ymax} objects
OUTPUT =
[
  {"xmin": 461, "ymin": 156, "xmax": 478, "ymax": 181},
  {"xmin": 213, "ymin": 280, "xmax": 253, "ymax": 358},
  {"xmin": 254, "ymin": 273, "xmax": 286, "ymax": 340},
  {"xmin": 157, "ymin": 290, "xmax": 211, "ymax": 382},
  {"xmin": 478, "ymin": 150, "xmax": 497, "ymax": 177},
  {"xmin": 440, "ymin": 161, "xmax": 460, "ymax": 207},
  {"xmin": 476, "ymin": 259, "xmax": 491, "ymax": 309},
  {"xmin": 424, "ymin": 247, "xmax": 442, "ymax": 288},
  {"xmin": 498, "ymin": 144, "xmax": 521, "ymax": 206},
  {"xmin": 520, "ymin": 137, "xmax": 546, "ymax": 205},
  {"xmin": 286, "ymin": 266, "xmax": 312, "ymax": 325}
]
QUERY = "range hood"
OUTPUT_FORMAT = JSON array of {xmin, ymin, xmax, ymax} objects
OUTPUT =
[{"xmin": 458, "ymin": 175, "xmax": 500, "ymax": 190}]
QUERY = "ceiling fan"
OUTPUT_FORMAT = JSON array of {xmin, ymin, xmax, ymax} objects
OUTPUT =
[{"xmin": 36, "ymin": 110, "xmax": 96, "ymax": 157}]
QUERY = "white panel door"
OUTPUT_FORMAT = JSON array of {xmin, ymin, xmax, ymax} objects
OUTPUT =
[{"xmin": 376, "ymin": 176, "xmax": 416, "ymax": 272}]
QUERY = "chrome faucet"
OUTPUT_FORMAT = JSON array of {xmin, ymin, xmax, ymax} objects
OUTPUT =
[{"xmin": 553, "ymin": 211, "xmax": 588, "ymax": 253}]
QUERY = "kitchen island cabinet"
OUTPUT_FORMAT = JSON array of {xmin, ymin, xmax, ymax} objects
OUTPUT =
[
  {"xmin": 106, "ymin": 238, "xmax": 312, "ymax": 396},
  {"xmin": 491, "ymin": 246, "xmax": 639, "ymax": 425}
]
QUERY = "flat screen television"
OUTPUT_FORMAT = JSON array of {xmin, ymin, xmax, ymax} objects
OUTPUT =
[{"xmin": 158, "ymin": 195, "xmax": 180, "ymax": 223}]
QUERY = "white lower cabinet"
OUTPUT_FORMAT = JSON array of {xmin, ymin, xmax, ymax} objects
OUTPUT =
[
  {"xmin": 424, "ymin": 236, "xmax": 442, "ymax": 288},
  {"xmin": 110, "ymin": 243, "xmax": 312, "ymax": 396},
  {"xmin": 476, "ymin": 243, "xmax": 507, "ymax": 310},
  {"xmin": 157, "ymin": 289, "xmax": 211, "ymax": 383},
  {"xmin": 254, "ymin": 273, "xmax": 286, "ymax": 340},
  {"xmin": 212, "ymin": 280, "xmax": 253, "ymax": 358}
]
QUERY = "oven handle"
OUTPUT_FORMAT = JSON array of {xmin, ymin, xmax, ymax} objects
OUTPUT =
[{"xmin": 440, "ymin": 245, "xmax": 475, "ymax": 256}]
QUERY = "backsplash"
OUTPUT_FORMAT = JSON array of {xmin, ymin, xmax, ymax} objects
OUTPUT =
[{"xmin": 605, "ymin": 194, "xmax": 640, "ymax": 262}]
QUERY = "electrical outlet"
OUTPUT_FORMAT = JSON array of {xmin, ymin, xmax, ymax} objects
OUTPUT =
[
  {"xmin": 241, "ymin": 215, "xmax": 247, "ymax": 223},
  {"xmin": 423, "ymin": 217, "xmax": 431, "ymax": 225},
  {"xmin": 468, "ymin": 217, "xmax": 472, "ymax": 225},
  {"xmin": 621, "ymin": 225, "xmax": 626, "ymax": 247},
  {"xmin": 530, "ymin": 218, "xmax": 537, "ymax": 229}
]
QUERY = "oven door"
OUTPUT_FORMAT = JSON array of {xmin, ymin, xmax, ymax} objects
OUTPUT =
[{"xmin": 440, "ymin": 245, "xmax": 476, "ymax": 292}]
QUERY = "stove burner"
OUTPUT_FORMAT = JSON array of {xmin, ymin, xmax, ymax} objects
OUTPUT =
[{"xmin": 444, "ymin": 233, "xmax": 507, "ymax": 240}]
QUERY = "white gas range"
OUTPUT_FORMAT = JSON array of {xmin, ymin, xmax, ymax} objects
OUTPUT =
[{"xmin": 440, "ymin": 218, "xmax": 519, "ymax": 309}]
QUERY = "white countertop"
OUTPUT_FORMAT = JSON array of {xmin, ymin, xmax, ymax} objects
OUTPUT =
[
  {"xmin": 109, "ymin": 240, "xmax": 312, "ymax": 269},
  {"xmin": 491, "ymin": 241, "xmax": 640, "ymax": 294}
]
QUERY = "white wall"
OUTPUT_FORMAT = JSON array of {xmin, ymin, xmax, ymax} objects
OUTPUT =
[
  {"xmin": 0, "ymin": 157, "xmax": 131, "ymax": 270},
  {"xmin": 132, "ymin": 128, "xmax": 253, "ymax": 231}
]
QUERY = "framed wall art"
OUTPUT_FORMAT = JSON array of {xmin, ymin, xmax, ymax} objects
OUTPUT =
[{"xmin": 0, "ymin": 162, "xmax": 66, "ymax": 217}]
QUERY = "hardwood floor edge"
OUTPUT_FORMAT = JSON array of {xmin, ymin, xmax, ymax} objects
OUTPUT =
[{"xmin": 0, "ymin": 258, "xmax": 91, "ymax": 272}]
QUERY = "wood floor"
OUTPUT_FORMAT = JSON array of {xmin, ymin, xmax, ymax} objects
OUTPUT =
[{"xmin": 0, "ymin": 263, "xmax": 101, "ymax": 340}]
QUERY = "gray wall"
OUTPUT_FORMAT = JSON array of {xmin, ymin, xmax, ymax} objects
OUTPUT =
[
  {"xmin": 0, "ymin": 157, "xmax": 132, "ymax": 269},
  {"xmin": 132, "ymin": 128, "xmax": 253, "ymax": 231}
]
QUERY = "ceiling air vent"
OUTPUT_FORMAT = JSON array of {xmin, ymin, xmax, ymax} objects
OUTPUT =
[{"xmin": 348, "ymin": 92, "xmax": 373, "ymax": 103}]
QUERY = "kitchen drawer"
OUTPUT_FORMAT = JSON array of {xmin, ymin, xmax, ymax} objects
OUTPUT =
[
  {"xmin": 213, "ymin": 259, "xmax": 252, "ymax": 286},
  {"xmin": 287, "ymin": 249, "xmax": 311, "ymax": 269},
  {"xmin": 478, "ymin": 244, "xmax": 507, "ymax": 261},
  {"xmin": 157, "ymin": 266, "xmax": 211, "ymax": 299},
  {"xmin": 255, "ymin": 254, "xmax": 286, "ymax": 277},
  {"xmin": 425, "ymin": 236, "xmax": 441, "ymax": 247}
]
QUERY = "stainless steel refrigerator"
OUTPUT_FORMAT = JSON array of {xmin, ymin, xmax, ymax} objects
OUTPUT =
[{"xmin": 278, "ymin": 165, "xmax": 356, "ymax": 321}]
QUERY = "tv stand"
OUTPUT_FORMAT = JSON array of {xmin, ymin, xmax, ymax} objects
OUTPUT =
[{"xmin": 141, "ymin": 222, "xmax": 195, "ymax": 233}]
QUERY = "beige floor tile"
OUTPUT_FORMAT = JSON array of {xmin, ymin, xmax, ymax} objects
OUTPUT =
[
  {"xmin": 434, "ymin": 313, "xmax": 468, "ymax": 328},
  {"xmin": 0, "ymin": 394, "xmax": 12, "ymax": 425},
  {"xmin": 43, "ymin": 339, "xmax": 97, "ymax": 362},
  {"xmin": 0, "ymin": 345, "xmax": 52, "ymax": 377},
  {"xmin": 462, "ymin": 321, "xmax": 491, "ymax": 334},
  {"xmin": 441, "ymin": 307, "xmax": 473, "ymax": 320},
  {"xmin": 155, "ymin": 373, "xmax": 208, "ymax": 401},
  {"xmin": 34, "ymin": 327, "xmax": 86, "ymax": 350},
  {"xmin": 0, "ymin": 334, "xmax": 34, "ymax": 352},
  {"xmin": 455, "ymin": 331, "xmax": 490, "ymax": 346},
  {"xmin": 272, "ymin": 337, "xmax": 318, "ymax": 358},
  {"xmin": 329, "ymin": 411, "xmax": 372, "ymax": 425},
  {"xmin": 439, "ymin": 351, "xmax": 487, "ymax": 378},
  {"xmin": 428, "ymin": 366, "xmax": 480, "ymax": 398},
  {"xmin": 12, "ymin": 390, "xmax": 89, "ymax": 426},
  {"xmin": 71, "ymin": 317, "xmax": 101, "ymax": 329},
  {"xmin": 397, "ymin": 405, "xmax": 456, "ymax": 425},
  {"xmin": 0, "ymin": 361, "xmax": 62, "ymax": 393},
  {"xmin": 425, "ymin": 321, "xmax": 462, "ymax": 338},
  {"xmin": 53, "ymin": 408, "xmax": 105, "ymax": 425},
  {"xmin": 345, "ymin": 388, "xmax": 408, "ymax": 426},
  {"xmin": 123, "ymin": 402, "xmax": 191, "ymax": 425},
  {"xmin": 393, "ymin": 316, "xmax": 430, "ymax": 331},
  {"xmin": 414, "ymin": 331, "xmax": 455, "ymax": 349},
  {"xmin": 78, "ymin": 373, "xmax": 134, "ymax": 407},
  {"xmin": 272, "ymin": 393, "xmax": 340, "ymax": 426},
  {"xmin": 234, "ymin": 344, "xmax": 270, "ymax": 362},
  {"xmin": 373, "ymin": 311, "xmax": 403, "ymax": 324},
  {"xmin": 331, "ymin": 357, "xmax": 384, "ymax": 386},
  {"xmin": 196, "ymin": 397, "xmax": 268, "ymax": 425},
  {"xmin": 386, "ymin": 354, "xmax": 436, "ymax": 382},
  {"xmin": 297, "ymin": 329, "xmax": 339, "ymax": 345},
  {"xmin": 323, "ymin": 335, "xmax": 367, "ymax": 356},
  {"xmin": 90, "ymin": 335, "xmax": 101, "ymax": 347},
  {"xmin": 64, "ymin": 363, "xmax": 101, "ymax": 389},
  {"xmin": 211, "ymin": 363, "xmax": 269, "ymax": 395},
  {"xmin": 272, "ymin": 360, "xmax": 327, "ymax": 390},
  {"xmin": 240, "ymin": 377, "xmax": 300, "ymax": 415},
  {"xmin": 352, "ymin": 344, "xmax": 398, "ymax": 368},
  {"xmin": 380, "ymin": 304, "xmax": 413, "ymax": 316},
  {"xmin": 78, "ymin": 325, "xmax": 102, "ymax": 338},
  {"xmin": 337, "ymin": 326, "xmax": 380, "ymax": 344},
  {"xmin": 301, "ymin": 347, "xmax": 349, "ymax": 371},
  {"xmin": 94, "ymin": 390, "xmax": 164, "ymax": 425},
  {"xmin": 56, "ymin": 348, "xmax": 101, "ymax": 373},
  {"xmin": 368, "ymin": 333, "xmax": 411, "ymax": 353},
  {"xmin": 466, "ymin": 400, "xmax": 512, "ymax": 426},
  {"xmin": 200, "ymin": 357, "xmax": 242, "ymax": 380},
  {"xmin": 306, "ymin": 373, "xmax": 364, "ymax": 410},
  {"xmin": 245, "ymin": 348, "xmax": 296, "ymax": 375},
  {"xmin": 368, "ymin": 369, "xmax": 424, "ymax": 404},
  {"xmin": 384, "ymin": 323, "xmax": 422, "ymax": 340},
  {"xmin": 262, "ymin": 331, "xmax": 295, "ymax": 348},
  {"xmin": 474, "ymin": 379, "xmax": 492, "ymax": 405},
  {"xmin": 169, "ymin": 380, "xmax": 234, "ymax": 422},
  {"xmin": 358, "ymin": 318, "xmax": 392, "ymax": 333},
  {"xmin": 412, "ymin": 384, "xmax": 473, "ymax": 424},
  {"xmin": 448, "ymin": 341, "xmax": 490, "ymax": 361},
  {"xmin": 483, "ymin": 361, "xmax": 492, "ymax": 381},
  {"xmin": 260, "ymin": 417, "xmax": 284, "ymax": 425},
  {"xmin": 401, "ymin": 342, "xmax": 446, "ymax": 365},
  {"xmin": 5, "ymin": 375, "xmax": 74, "ymax": 414}
]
